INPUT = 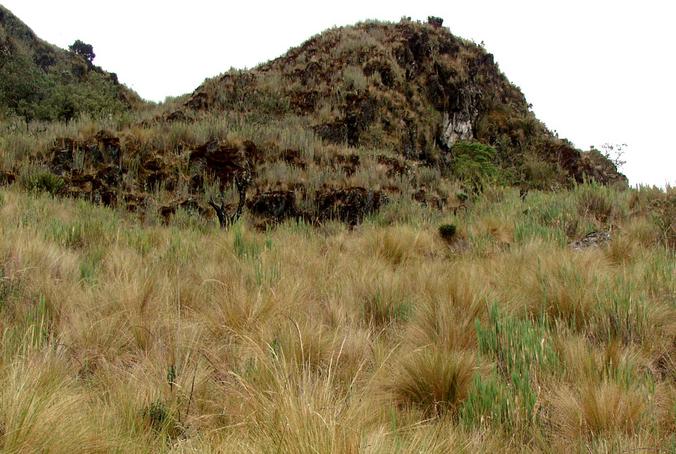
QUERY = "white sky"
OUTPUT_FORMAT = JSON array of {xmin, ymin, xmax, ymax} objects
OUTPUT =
[{"xmin": 3, "ymin": 0, "xmax": 674, "ymax": 186}]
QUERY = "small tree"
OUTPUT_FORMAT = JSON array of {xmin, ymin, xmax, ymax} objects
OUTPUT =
[
  {"xmin": 68, "ymin": 40, "xmax": 95, "ymax": 63},
  {"xmin": 596, "ymin": 143, "xmax": 627, "ymax": 170}
]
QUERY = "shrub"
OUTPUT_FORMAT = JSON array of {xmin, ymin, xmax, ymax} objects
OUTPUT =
[
  {"xmin": 522, "ymin": 153, "xmax": 562, "ymax": 190},
  {"xmin": 68, "ymin": 40, "xmax": 95, "ymax": 63},
  {"xmin": 438, "ymin": 223, "xmax": 457, "ymax": 241},
  {"xmin": 427, "ymin": 16, "xmax": 444, "ymax": 28},
  {"xmin": 19, "ymin": 168, "xmax": 65, "ymax": 195},
  {"xmin": 451, "ymin": 141, "xmax": 499, "ymax": 192}
]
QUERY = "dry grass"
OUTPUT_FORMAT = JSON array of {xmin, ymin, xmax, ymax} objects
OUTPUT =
[
  {"xmin": 549, "ymin": 381, "xmax": 646, "ymax": 442},
  {"xmin": 0, "ymin": 182, "xmax": 673, "ymax": 452},
  {"xmin": 384, "ymin": 347, "xmax": 477, "ymax": 417}
]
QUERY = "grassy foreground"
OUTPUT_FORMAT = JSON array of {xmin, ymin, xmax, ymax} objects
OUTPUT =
[{"xmin": 0, "ymin": 183, "xmax": 673, "ymax": 453}]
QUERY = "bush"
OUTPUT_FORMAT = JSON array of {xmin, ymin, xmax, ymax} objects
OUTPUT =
[
  {"xmin": 20, "ymin": 168, "xmax": 65, "ymax": 195},
  {"xmin": 438, "ymin": 223, "xmax": 457, "ymax": 241},
  {"xmin": 68, "ymin": 40, "xmax": 95, "ymax": 63},
  {"xmin": 451, "ymin": 141, "xmax": 499, "ymax": 192}
]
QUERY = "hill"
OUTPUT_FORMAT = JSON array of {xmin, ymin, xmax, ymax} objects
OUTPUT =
[
  {"xmin": 0, "ymin": 4, "xmax": 143, "ymax": 122},
  {"xmin": 0, "ymin": 17, "xmax": 629, "ymax": 230},
  {"xmin": 176, "ymin": 17, "xmax": 627, "ymax": 189}
]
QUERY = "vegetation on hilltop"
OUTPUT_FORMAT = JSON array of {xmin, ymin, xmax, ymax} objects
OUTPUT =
[
  {"xmin": 177, "ymin": 18, "xmax": 627, "ymax": 189},
  {"xmin": 0, "ymin": 4, "xmax": 143, "ymax": 122},
  {"xmin": 0, "ymin": 16, "xmax": 628, "ymax": 231}
]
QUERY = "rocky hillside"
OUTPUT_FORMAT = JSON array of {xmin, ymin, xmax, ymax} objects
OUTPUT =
[
  {"xmin": 0, "ymin": 15, "xmax": 628, "ymax": 229},
  {"xmin": 176, "ymin": 17, "xmax": 627, "ymax": 189},
  {"xmin": 0, "ymin": 4, "xmax": 142, "ymax": 121}
]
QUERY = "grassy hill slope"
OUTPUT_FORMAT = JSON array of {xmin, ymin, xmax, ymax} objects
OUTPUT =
[{"xmin": 0, "ymin": 4, "xmax": 143, "ymax": 122}]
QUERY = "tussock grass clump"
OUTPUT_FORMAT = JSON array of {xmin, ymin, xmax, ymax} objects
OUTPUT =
[
  {"xmin": 0, "ymin": 353, "xmax": 121, "ymax": 452},
  {"xmin": 355, "ymin": 268, "xmax": 413, "ymax": 326},
  {"xmin": 385, "ymin": 347, "xmax": 477, "ymax": 417},
  {"xmin": 576, "ymin": 184, "xmax": 617, "ymax": 224},
  {"xmin": 522, "ymin": 252, "xmax": 605, "ymax": 330},
  {"xmin": 555, "ymin": 336, "xmax": 647, "ymax": 386},
  {"xmin": 407, "ymin": 266, "xmax": 485, "ymax": 351},
  {"xmin": 549, "ymin": 382, "xmax": 646, "ymax": 441},
  {"xmin": 360, "ymin": 225, "xmax": 438, "ymax": 265}
]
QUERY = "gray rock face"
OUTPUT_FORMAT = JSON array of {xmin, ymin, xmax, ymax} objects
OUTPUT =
[{"xmin": 441, "ymin": 112, "xmax": 473, "ymax": 148}]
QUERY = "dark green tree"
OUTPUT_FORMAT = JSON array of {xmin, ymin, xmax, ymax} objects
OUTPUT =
[{"xmin": 68, "ymin": 39, "xmax": 95, "ymax": 63}]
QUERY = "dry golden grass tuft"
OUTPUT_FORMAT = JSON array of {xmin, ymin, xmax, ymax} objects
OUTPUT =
[
  {"xmin": 548, "ymin": 381, "xmax": 646, "ymax": 441},
  {"xmin": 384, "ymin": 347, "xmax": 478, "ymax": 417}
]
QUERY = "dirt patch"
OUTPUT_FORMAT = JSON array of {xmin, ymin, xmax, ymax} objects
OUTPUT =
[
  {"xmin": 249, "ymin": 190, "xmax": 298, "ymax": 223},
  {"xmin": 159, "ymin": 198, "xmax": 204, "ymax": 223},
  {"xmin": 314, "ymin": 187, "xmax": 385, "ymax": 225},
  {"xmin": 189, "ymin": 140, "xmax": 256, "ymax": 189},
  {"xmin": 332, "ymin": 153, "xmax": 360, "ymax": 176},
  {"xmin": 280, "ymin": 149, "xmax": 307, "ymax": 169},
  {"xmin": 377, "ymin": 155, "xmax": 411, "ymax": 178},
  {"xmin": 0, "ymin": 170, "xmax": 16, "ymax": 185}
]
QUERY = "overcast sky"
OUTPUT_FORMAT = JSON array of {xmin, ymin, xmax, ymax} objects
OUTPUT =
[{"xmin": 3, "ymin": 0, "xmax": 674, "ymax": 186}]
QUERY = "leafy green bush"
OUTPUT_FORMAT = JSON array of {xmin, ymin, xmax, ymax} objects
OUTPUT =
[{"xmin": 451, "ymin": 141, "xmax": 499, "ymax": 191}]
